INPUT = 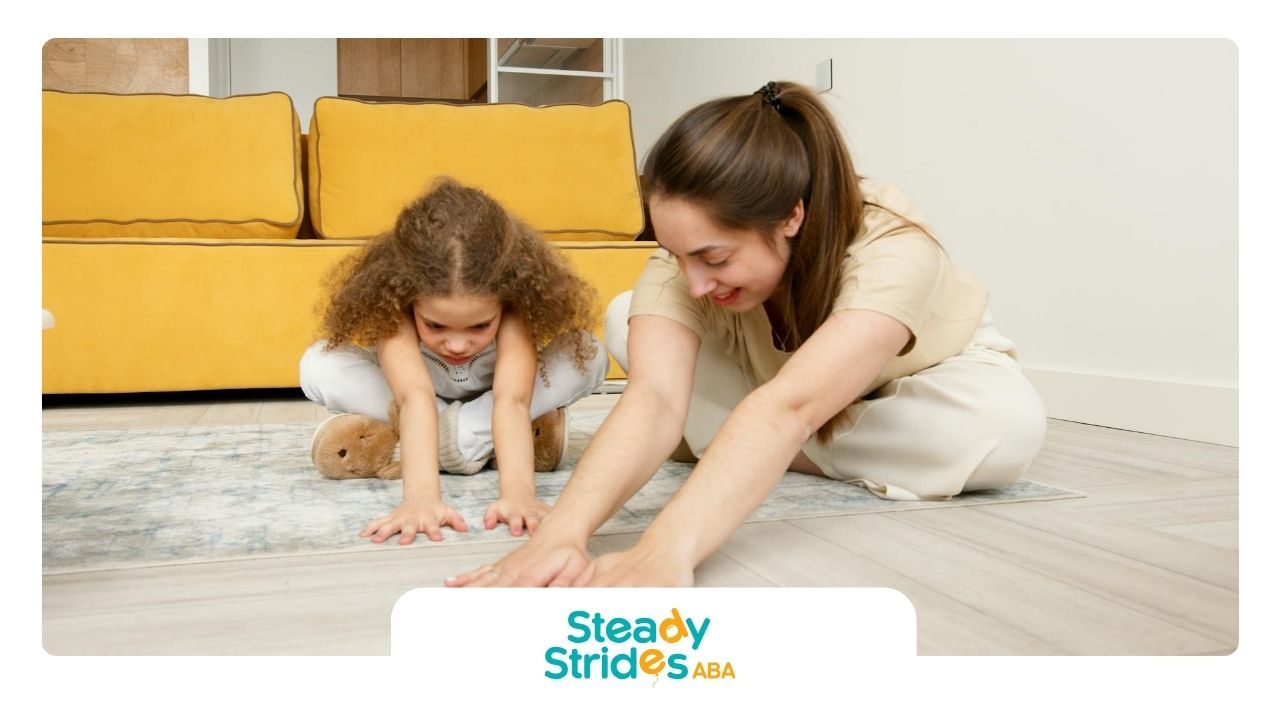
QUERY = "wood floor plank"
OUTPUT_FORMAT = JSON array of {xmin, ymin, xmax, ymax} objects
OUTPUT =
[
  {"xmin": 1048, "ymin": 419, "xmax": 1239, "ymax": 465},
  {"xmin": 1020, "ymin": 449, "xmax": 1159, "ymax": 489},
  {"xmin": 975, "ymin": 503, "xmax": 1238, "ymax": 591},
  {"xmin": 1033, "ymin": 438, "xmax": 1231, "ymax": 482},
  {"xmin": 712, "ymin": 521, "xmax": 1066, "ymax": 655},
  {"xmin": 886, "ymin": 508, "xmax": 1238, "ymax": 646},
  {"xmin": 259, "ymin": 399, "xmax": 324, "ymax": 425},
  {"xmin": 1152, "ymin": 519, "xmax": 1239, "ymax": 551},
  {"xmin": 43, "ymin": 540, "xmax": 526, "ymax": 655},
  {"xmin": 42, "ymin": 402, "xmax": 208, "ymax": 431},
  {"xmin": 1019, "ymin": 442, "xmax": 1233, "ymax": 489},
  {"xmin": 194, "ymin": 401, "xmax": 263, "ymax": 426},
  {"xmin": 1084, "ymin": 494, "xmax": 1239, "ymax": 527},
  {"xmin": 791, "ymin": 513, "xmax": 1232, "ymax": 655},
  {"xmin": 1054, "ymin": 475, "xmax": 1237, "ymax": 508},
  {"xmin": 42, "ymin": 405, "xmax": 140, "ymax": 431},
  {"xmin": 144, "ymin": 403, "xmax": 209, "ymax": 428}
]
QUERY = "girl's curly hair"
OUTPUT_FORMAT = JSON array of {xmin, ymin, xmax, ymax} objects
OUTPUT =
[{"xmin": 320, "ymin": 177, "xmax": 600, "ymax": 374}]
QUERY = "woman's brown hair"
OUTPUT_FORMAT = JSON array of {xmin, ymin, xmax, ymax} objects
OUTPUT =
[
  {"xmin": 642, "ymin": 81, "xmax": 864, "ymax": 443},
  {"xmin": 320, "ymin": 177, "xmax": 599, "ymax": 375}
]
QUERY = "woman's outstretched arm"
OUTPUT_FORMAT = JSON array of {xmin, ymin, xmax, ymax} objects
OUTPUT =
[
  {"xmin": 575, "ymin": 308, "xmax": 911, "ymax": 586},
  {"xmin": 446, "ymin": 314, "xmax": 702, "ymax": 587}
]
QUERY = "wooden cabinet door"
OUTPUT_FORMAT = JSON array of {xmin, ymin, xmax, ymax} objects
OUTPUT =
[
  {"xmin": 402, "ymin": 39, "xmax": 465, "ymax": 99},
  {"xmin": 337, "ymin": 39, "xmax": 402, "ymax": 98},
  {"xmin": 338, "ymin": 39, "xmax": 486, "ymax": 101}
]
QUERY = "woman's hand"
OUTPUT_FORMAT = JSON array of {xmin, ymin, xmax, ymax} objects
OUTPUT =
[
  {"xmin": 574, "ymin": 543, "xmax": 695, "ymax": 587},
  {"xmin": 445, "ymin": 533, "xmax": 590, "ymax": 587},
  {"xmin": 483, "ymin": 493, "xmax": 552, "ymax": 537},
  {"xmin": 360, "ymin": 500, "xmax": 468, "ymax": 544}
]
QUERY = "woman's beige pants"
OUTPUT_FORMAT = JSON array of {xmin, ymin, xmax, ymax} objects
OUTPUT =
[{"xmin": 605, "ymin": 292, "xmax": 1047, "ymax": 500}]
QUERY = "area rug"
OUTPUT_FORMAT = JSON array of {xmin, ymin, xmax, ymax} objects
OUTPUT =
[{"xmin": 42, "ymin": 411, "xmax": 1083, "ymax": 573}]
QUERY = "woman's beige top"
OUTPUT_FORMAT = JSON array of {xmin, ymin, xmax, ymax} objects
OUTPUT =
[{"xmin": 629, "ymin": 178, "xmax": 998, "ymax": 396}]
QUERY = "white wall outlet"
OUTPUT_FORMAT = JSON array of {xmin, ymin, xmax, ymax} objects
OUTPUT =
[{"xmin": 816, "ymin": 58, "xmax": 833, "ymax": 93}]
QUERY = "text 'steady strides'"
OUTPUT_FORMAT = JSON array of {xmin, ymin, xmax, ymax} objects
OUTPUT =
[{"xmin": 544, "ymin": 608, "xmax": 736, "ymax": 682}]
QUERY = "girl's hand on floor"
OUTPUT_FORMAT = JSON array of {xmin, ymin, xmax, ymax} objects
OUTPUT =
[
  {"xmin": 445, "ymin": 534, "xmax": 590, "ymax": 587},
  {"xmin": 483, "ymin": 494, "xmax": 552, "ymax": 537},
  {"xmin": 573, "ymin": 544, "xmax": 695, "ymax": 588},
  {"xmin": 360, "ymin": 500, "xmax": 468, "ymax": 545}
]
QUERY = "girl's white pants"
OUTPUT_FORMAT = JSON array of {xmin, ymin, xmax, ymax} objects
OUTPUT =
[{"xmin": 299, "ymin": 334, "xmax": 608, "ymax": 464}]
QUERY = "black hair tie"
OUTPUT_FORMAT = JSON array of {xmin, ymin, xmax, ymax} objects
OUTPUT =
[{"xmin": 756, "ymin": 81, "xmax": 782, "ymax": 112}]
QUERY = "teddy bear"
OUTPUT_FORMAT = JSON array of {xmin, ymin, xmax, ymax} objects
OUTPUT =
[
  {"xmin": 310, "ymin": 401, "xmax": 569, "ymax": 479},
  {"xmin": 310, "ymin": 401, "xmax": 403, "ymax": 480}
]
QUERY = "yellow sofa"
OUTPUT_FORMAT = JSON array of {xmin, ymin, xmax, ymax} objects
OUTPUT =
[{"xmin": 42, "ymin": 90, "xmax": 656, "ymax": 394}]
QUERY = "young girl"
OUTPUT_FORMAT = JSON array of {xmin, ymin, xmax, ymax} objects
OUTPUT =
[
  {"xmin": 300, "ymin": 177, "xmax": 608, "ymax": 545},
  {"xmin": 447, "ymin": 81, "xmax": 1046, "ymax": 586}
]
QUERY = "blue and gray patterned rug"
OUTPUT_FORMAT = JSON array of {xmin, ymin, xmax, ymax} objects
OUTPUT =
[{"xmin": 42, "ymin": 411, "xmax": 1083, "ymax": 574}]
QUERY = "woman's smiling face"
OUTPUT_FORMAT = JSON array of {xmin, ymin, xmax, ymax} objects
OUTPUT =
[{"xmin": 648, "ymin": 194, "xmax": 804, "ymax": 313}]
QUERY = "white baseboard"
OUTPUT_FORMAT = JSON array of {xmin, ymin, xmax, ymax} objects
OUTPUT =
[{"xmin": 1021, "ymin": 367, "xmax": 1238, "ymax": 447}]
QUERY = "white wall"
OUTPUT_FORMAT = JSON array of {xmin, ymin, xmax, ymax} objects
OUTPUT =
[
  {"xmin": 624, "ymin": 39, "xmax": 1238, "ymax": 445},
  {"xmin": 227, "ymin": 39, "xmax": 337, "ymax": 127},
  {"xmin": 187, "ymin": 38, "xmax": 210, "ymax": 95}
]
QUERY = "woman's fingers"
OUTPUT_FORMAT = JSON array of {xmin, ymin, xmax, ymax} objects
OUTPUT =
[
  {"xmin": 547, "ymin": 551, "xmax": 589, "ymax": 588},
  {"xmin": 467, "ymin": 565, "xmax": 501, "ymax": 587},
  {"xmin": 445, "ymin": 564, "xmax": 493, "ymax": 587},
  {"xmin": 568, "ymin": 560, "xmax": 597, "ymax": 588}
]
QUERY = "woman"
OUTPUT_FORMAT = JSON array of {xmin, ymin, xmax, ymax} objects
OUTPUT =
[{"xmin": 447, "ymin": 81, "xmax": 1046, "ymax": 587}]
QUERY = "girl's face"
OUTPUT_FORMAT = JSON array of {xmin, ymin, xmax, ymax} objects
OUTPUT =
[
  {"xmin": 648, "ymin": 194, "xmax": 805, "ymax": 313},
  {"xmin": 412, "ymin": 293, "xmax": 502, "ymax": 365}
]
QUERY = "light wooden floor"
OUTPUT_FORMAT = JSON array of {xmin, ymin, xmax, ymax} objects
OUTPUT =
[{"xmin": 42, "ymin": 392, "xmax": 1239, "ymax": 655}]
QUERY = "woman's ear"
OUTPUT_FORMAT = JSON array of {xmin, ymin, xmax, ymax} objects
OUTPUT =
[{"xmin": 782, "ymin": 199, "xmax": 805, "ymax": 240}]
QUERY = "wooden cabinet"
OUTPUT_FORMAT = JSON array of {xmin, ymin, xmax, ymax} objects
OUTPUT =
[
  {"xmin": 43, "ymin": 38, "xmax": 189, "ymax": 94},
  {"xmin": 338, "ymin": 39, "xmax": 486, "ymax": 102}
]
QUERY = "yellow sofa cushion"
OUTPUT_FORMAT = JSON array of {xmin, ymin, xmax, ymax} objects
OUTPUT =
[
  {"xmin": 42, "ymin": 91, "xmax": 304, "ymax": 239},
  {"xmin": 307, "ymin": 98, "xmax": 643, "ymax": 241}
]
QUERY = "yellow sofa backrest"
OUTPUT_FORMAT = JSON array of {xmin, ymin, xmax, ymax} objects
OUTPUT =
[
  {"xmin": 42, "ymin": 91, "xmax": 304, "ymax": 239},
  {"xmin": 307, "ymin": 97, "xmax": 643, "ymax": 241}
]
